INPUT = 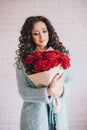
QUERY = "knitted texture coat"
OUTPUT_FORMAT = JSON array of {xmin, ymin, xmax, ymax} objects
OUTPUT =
[{"xmin": 16, "ymin": 63, "xmax": 72, "ymax": 130}]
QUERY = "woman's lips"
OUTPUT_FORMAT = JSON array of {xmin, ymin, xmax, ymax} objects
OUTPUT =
[{"xmin": 39, "ymin": 40, "xmax": 46, "ymax": 43}]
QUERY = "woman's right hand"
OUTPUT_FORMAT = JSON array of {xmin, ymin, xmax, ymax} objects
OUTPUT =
[{"xmin": 47, "ymin": 73, "xmax": 64, "ymax": 98}]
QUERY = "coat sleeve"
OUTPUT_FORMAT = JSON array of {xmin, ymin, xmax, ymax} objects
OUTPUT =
[
  {"xmin": 61, "ymin": 68, "xmax": 73, "ymax": 97},
  {"xmin": 16, "ymin": 65, "xmax": 52, "ymax": 103}
]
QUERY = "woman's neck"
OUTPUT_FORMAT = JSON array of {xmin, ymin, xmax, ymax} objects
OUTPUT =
[{"xmin": 35, "ymin": 46, "xmax": 47, "ymax": 52}]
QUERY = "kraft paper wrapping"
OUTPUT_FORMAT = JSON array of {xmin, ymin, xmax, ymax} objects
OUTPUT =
[{"xmin": 27, "ymin": 64, "xmax": 63, "ymax": 87}]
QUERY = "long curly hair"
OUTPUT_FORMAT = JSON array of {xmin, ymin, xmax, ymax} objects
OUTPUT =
[{"xmin": 15, "ymin": 16, "xmax": 69, "ymax": 67}]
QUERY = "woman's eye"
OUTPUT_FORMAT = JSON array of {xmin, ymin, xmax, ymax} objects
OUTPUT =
[
  {"xmin": 42, "ymin": 30, "xmax": 47, "ymax": 33},
  {"xmin": 33, "ymin": 32, "xmax": 39, "ymax": 35}
]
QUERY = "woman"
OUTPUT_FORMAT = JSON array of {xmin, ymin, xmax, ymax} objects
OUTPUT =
[{"xmin": 15, "ymin": 16, "xmax": 72, "ymax": 130}]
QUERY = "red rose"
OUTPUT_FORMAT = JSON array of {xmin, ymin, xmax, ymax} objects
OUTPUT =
[
  {"xmin": 44, "ymin": 50, "xmax": 61, "ymax": 60},
  {"xmin": 33, "ymin": 51, "xmax": 43, "ymax": 59},
  {"xmin": 41, "ymin": 60, "xmax": 51, "ymax": 71},
  {"xmin": 23, "ymin": 49, "xmax": 71, "ymax": 74},
  {"xmin": 59, "ymin": 54, "xmax": 70, "ymax": 69},
  {"xmin": 49, "ymin": 59, "xmax": 59, "ymax": 67},
  {"xmin": 24, "ymin": 55, "xmax": 34, "ymax": 65},
  {"xmin": 34, "ymin": 59, "xmax": 51, "ymax": 72},
  {"xmin": 34, "ymin": 59, "xmax": 43, "ymax": 72}
]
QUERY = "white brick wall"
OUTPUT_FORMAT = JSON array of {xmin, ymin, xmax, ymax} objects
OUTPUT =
[{"xmin": 0, "ymin": 0, "xmax": 87, "ymax": 129}]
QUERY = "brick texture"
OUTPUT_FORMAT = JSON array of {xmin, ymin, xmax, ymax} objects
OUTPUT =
[{"xmin": 0, "ymin": 0, "xmax": 87, "ymax": 129}]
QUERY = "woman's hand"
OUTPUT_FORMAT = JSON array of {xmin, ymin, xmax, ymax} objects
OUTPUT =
[{"xmin": 47, "ymin": 73, "xmax": 64, "ymax": 98}]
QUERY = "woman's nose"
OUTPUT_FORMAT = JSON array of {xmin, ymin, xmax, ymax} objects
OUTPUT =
[{"xmin": 39, "ymin": 32, "xmax": 44, "ymax": 39}]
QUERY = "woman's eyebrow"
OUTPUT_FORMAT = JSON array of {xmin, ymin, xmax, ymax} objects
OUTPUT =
[{"xmin": 32, "ymin": 30, "xmax": 39, "ymax": 33}]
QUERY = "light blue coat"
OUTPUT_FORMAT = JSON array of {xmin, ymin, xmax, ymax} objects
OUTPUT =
[{"xmin": 16, "ymin": 63, "xmax": 72, "ymax": 130}]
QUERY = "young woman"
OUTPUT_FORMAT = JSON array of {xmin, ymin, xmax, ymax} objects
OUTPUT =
[{"xmin": 15, "ymin": 16, "xmax": 72, "ymax": 130}]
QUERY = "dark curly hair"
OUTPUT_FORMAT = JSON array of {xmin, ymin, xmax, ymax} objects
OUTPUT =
[{"xmin": 15, "ymin": 16, "xmax": 69, "ymax": 67}]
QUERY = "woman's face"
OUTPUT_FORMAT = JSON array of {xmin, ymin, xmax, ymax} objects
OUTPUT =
[{"xmin": 31, "ymin": 21, "xmax": 49, "ymax": 49}]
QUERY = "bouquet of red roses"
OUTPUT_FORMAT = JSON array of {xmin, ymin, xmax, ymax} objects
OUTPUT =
[
  {"xmin": 23, "ymin": 47, "xmax": 70, "ymax": 113},
  {"xmin": 24, "ymin": 47, "xmax": 70, "ymax": 87}
]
